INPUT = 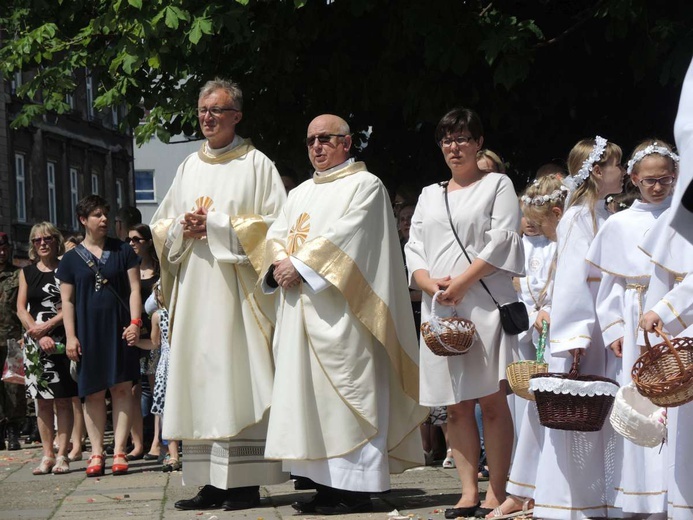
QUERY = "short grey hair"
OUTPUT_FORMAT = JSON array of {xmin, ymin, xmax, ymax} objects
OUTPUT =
[{"xmin": 199, "ymin": 78, "xmax": 243, "ymax": 111}]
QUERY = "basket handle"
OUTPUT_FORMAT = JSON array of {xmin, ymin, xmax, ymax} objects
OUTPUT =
[
  {"xmin": 431, "ymin": 290, "xmax": 458, "ymax": 318},
  {"xmin": 652, "ymin": 325, "xmax": 687, "ymax": 376},
  {"xmin": 568, "ymin": 350, "xmax": 580, "ymax": 378}
]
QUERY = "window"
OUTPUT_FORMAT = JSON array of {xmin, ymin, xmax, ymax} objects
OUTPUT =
[
  {"xmin": 91, "ymin": 173, "xmax": 99, "ymax": 195},
  {"xmin": 11, "ymin": 72, "xmax": 22, "ymax": 95},
  {"xmin": 115, "ymin": 179, "xmax": 123, "ymax": 208},
  {"xmin": 111, "ymin": 107, "xmax": 119, "ymax": 127},
  {"xmin": 15, "ymin": 154, "xmax": 26, "ymax": 222},
  {"xmin": 135, "ymin": 170, "xmax": 155, "ymax": 202},
  {"xmin": 85, "ymin": 68, "xmax": 94, "ymax": 120},
  {"xmin": 70, "ymin": 168, "xmax": 79, "ymax": 230},
  {"xmin": 47, "ymin": 162, "xmax": 57, "ymax": 224},
  {"xmin": 66, "ymin": 93, "xmax": 74, "ymax": 110}
]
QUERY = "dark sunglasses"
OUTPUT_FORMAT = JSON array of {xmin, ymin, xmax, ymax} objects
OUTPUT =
[
  {"xmin": 31, "ymin": 236, "xmax": 55, "ymax": 245},
  {"xmin": 127, "ymin": 236, "xmax": 146, "ymax": 243}
]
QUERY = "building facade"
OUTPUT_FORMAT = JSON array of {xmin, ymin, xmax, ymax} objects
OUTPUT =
[{"xmin": 0, "ymin": 68, "xmax": 135, "ymax": 260}]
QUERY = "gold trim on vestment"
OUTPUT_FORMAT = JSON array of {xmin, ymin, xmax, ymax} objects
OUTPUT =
[
  {"xmin": 535, "ymin": 503, "xmax": 618, "ymax": 511},
  {"xmin": 550, "ymin": 335, "xmax": 591, "ymax": 344},
  {"xmin": 602, "ymin": 319, "xmax": 625, "ymax": 332},
  {"xmin": 662, "ymin": 298, "xmax": 688, "ymax": 330},
  {"xmin": 312, "ymin": 161, "xmax": 367, "ymax": 184},
  {"xmin": 587, "ymin": 276, "xmax": 601, "ymax": 283},
  {"xmin": 649, "ymin": 258, "xmax": 688, "ymax": 279},
  {"xmin": 586, "ymin": 259, "xmax": 651, "ymax": 279},
  {"xmin": 507, "ymin": 478, "xmax": 536, "ymax": 490},
  {"xmin": 197, "ymin": 139, "xmax": 255, "ymax": 164},
  {"xmin": 295, "ymin": 236, "xmax": 420, "ymax": 401},
  {"xmin": 151, "ymin": 219, "xmax": 176, "ymax": 309},
  {"xmin": 234, "ymin": 265, "xmax": 273, "ymax": 362},
  {"xmin": 265, "ymin": 238, "xmax": 289, "ymax": 267},
  {"xmin": 613, "ymin": 487, "xmax": 667, "ymax": 496},
  {"xmin": 231, "ymin": 215, "xmax": 269, "ymax": 276}
]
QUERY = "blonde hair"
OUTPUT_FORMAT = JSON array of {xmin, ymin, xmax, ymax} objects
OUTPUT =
[
  {"xmin": 476, "ymin": 149, "xmax": 506, "ymax": 173},
  {"xmin": 28, "ymin": 222, "xmax": 65, "ymax": 261},
  {"xmin": 520, "ymin": 174, "xmax": 567, "ymax": 225},
  {"xmin": 628, "ymin": 138, "xmax": 677, "ymax": 175},
  {"xmin": 566, "ymin": 137, "xmax": 622, "ymax": 211}
]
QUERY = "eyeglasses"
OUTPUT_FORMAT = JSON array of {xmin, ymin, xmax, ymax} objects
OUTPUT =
[
  {"xmin": 127, "ymin": 236, "xmax": 146, "ymax": 243},
  {"xmin": 638, "ymin": 175, "xmax": 675, "ymax": 187},
  {"xmin": 440, "ymin": 135, "xmax": 474, "ymax": 148},
  {"xmin": 306, "ymin": 134, "xmax": 346, "ymax": 147},
  {"xmin": 31, "ymin": 236, "xmax": 55, "ymax": 245},
  {"xmin": 197, "ymin": 106, "xmax": 239, "ymax": 117}
]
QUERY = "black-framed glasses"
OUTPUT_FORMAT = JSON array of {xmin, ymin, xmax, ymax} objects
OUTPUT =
[
  {"xmin": 197, "ymin": 106, "xmax": 239, "ymax": 117},
  {"xmin": 127, "ymin": 236, "xmax": 146, "ymax": 244},
  {"xmin": 306, "ymin": 134, "xmax": 346, "ymax": 147},
  {"xmin": 638, "ymin": 175, "xmax": 675, "ymax": 187},
  {"xmin": 31, "ymin": 236, "xmax": 55, "ymax": 245},
  {"xmin": 440, "ymin": 135, "xmax": 474, "ymax": 148}
]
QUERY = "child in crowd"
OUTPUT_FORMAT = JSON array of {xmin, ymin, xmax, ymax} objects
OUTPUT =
[
  {"xmin": 529, "ymin": 136, "xmax": 625, "ymax": 520},
  {"xmin": 149, "ymin": 283, "xmax": 180, "ymax": 471},
  {"xmin": 586, "ymin": 139, "xmax": 677, "ymax": 517},
  {"xmin": 494, "ymin": 174, "xmax": 567, "ymax": 518}
]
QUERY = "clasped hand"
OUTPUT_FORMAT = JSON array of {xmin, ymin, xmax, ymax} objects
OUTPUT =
[
  {"xmin": 182, "ymin": 207, "xmax": 208, "ymax": 239},
  {"xmin": 272, "ymin": 258, "xmax": 301, "ymax": 289}
]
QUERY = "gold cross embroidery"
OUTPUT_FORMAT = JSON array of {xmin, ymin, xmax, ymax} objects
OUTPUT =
[{"xmin": 287, "ymin": 213, "xmax": 310, "ymax": 255}]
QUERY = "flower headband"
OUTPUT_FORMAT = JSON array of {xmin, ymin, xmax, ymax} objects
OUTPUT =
[
  {"xmin": 563, "ymin": 135, "xmax": 608, "ymax": 192},
  {"xmin": 521, "ymin": 185, "xmax": 569, "ymax": 206},
  {"xmin": 626, "ymin": 142, "xmax": 679, "ymax": 174}
]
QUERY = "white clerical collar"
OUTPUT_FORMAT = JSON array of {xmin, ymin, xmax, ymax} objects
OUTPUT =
[
  {"xmin": 204, "ymin": 135, "xmax": 243, "ymax": 157},
  {"xmin": 314, "ymin": 157, "xmax": 354, "ymax": 176}
]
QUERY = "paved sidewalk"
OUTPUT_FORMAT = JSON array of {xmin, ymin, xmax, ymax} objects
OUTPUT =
[{"xmin": 0, "ymin": 444, "xmax": 487, "ymax": 520}]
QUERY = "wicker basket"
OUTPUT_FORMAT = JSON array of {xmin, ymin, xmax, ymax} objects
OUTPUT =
[
  {"xmin": 507, "ymin": 320, "xmax": 549, "ymax": 401},
  {"xmin": 421, "ymin": 291, "xmax": 476, "ymax": 357},
  {"xmin": 530, "ymin": 353, "xmax": 619, "ymax": 432},
  {"xmin": 632, "ymin": 328, "xmax": 693, "ymax": 408},
  {"xmin": 609, "ymin": 382, "xmax": 667, "ymax": 448}
]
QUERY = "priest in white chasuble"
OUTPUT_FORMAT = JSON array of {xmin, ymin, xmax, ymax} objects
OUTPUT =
[
  {"xmin": 262, "ymin": 114, "xmax": 428, "ymax": 515},
  {"xmin": 150, "ymin": 79, "xmax": 287, "ymax": 512}
]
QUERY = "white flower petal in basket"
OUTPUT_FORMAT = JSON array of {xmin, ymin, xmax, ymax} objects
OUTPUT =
[{"xmin": 529, "ymin": 376, "xmax": 619, "ymax": 397}]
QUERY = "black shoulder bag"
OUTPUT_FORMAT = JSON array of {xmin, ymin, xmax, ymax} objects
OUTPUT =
[
  {"xmin": 74, "ymin": 244, "xmax": 130, "ymax": 314},
  {"xmin": 442, "ymin": 182, "xmax": 529, "ymax": 335}
]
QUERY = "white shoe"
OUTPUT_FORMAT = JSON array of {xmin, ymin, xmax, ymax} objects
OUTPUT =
[{"xmin": 442, "ymin": 448, "xmax": 456, "ymax": 468}]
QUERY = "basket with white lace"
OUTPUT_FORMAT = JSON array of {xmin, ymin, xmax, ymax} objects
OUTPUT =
[{"xmin": 530, "ymin": 353, "xmax": 619, "ymax": 432}]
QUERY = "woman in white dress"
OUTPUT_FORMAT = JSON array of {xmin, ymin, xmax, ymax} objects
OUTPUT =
[
  {"xmin": 531, "ymin": 136, "xmax": 625, "ymax": 520},
  {"xmin": 405, "ymin": 108, "xmax": 525, "ymax": 519},
  {"xmin": 587, "ymin": 139, "xmax": 677, "ymax": 517}
]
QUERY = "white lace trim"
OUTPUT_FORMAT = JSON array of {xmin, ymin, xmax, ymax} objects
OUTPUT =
[{"xmin": 529, "ymin": 376, "xmax": 619, "ymax": 397}]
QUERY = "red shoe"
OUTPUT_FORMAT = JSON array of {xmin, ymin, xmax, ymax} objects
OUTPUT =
[
  {"xmin": 111, "ymin": 453, "xmax": 129, "ymax": 476},
  {"xmin": 86, "ymin": 454, "xmax": 105, "ymax": 477}
]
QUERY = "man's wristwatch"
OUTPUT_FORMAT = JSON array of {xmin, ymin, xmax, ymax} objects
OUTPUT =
[{"xmin": 130, "ymin": 318, "xmax": 143, "ymax": 328}]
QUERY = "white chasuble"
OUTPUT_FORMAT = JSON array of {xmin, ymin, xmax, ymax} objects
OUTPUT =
[
  {"xmin": 150, "ymin": 138, "xmax": 287, "ymax": 488},
  {"xmin": 533, "ymin": 203, "xmax": 621, "ymax": 520},
  {"xmin": 587, "ymin": 198, "xmax": 670, "ymax": 514},
  {"xmin": 262, "ymin": 161, "xmax": 427, "ymax": 492},
  {"xmin": 670, "ymin": 57, "xmax": 693, "ymax": 242}
]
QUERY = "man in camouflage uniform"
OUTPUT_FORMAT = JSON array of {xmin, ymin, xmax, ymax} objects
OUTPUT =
[{"xmin": 0, "ymin": 232, "xmax": 25, "ymax": 450}]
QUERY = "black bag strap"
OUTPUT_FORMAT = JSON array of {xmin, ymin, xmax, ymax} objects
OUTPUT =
[
  {"xmin": 441, "ymin": 181, "xmax": 502, "ymax": 310},
  {"xmin": 74, "ymin": 244, "xmax": 130, "ymax": 314}
]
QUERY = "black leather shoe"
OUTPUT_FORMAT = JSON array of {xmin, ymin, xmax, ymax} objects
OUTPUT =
[
  {"xmin": 292, "ymin": 492, "xmax": 335, "ymax": 514},
  {"xmin": 174, "ymin": 485, "xmax": 226, "ymax": 510},
  {"xmin": 222, "ymin": 486, "xmax": 260, "ymax": 511},
  {"xmin": 6, "ymin": 425, "xmax": 20, "ymax": 451},
  {"xmin": 314, "ymin": 498, "xmax": 374, "ymax": 515},
  {"xmin": 445, "ymin": 502, "xmax": 481, "ymax": 519},
  {"xmin": 292, "ymin": 475, "xmax": 317, "ymax": 490}
]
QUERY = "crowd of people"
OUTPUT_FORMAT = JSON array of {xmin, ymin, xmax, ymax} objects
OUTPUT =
[{"xmin": 1, "ymin": 61, "xmax": 692, "ymax": 519}]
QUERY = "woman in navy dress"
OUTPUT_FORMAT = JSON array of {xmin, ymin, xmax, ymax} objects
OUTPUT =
[{"xmin": 57, "ymin": 195, "xmax": 142, "ymax": 477}]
